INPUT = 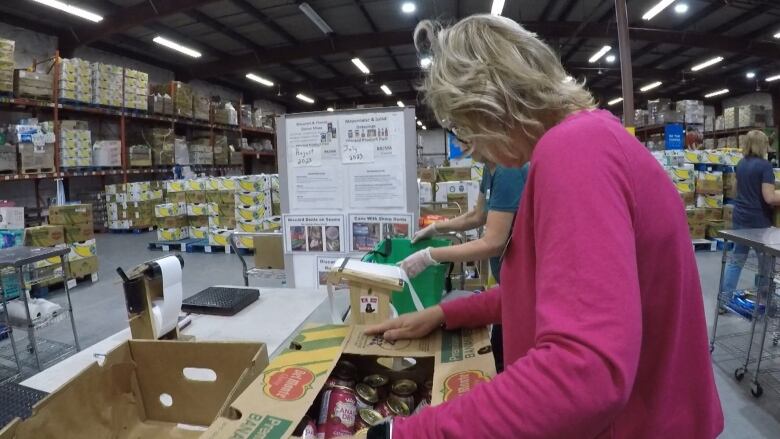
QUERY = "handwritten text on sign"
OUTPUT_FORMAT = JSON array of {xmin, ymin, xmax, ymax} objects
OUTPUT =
[
  {"xmin": 295, "ymin": 146, "xmax": 321, "ymax": 167},
  {"xmin": 342, "ymin": 142, "xmax": 374, "ymax": 164}
]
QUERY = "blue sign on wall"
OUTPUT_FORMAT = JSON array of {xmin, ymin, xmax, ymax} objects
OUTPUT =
[
  {"xmin": 447, "ymin": 131, "xmax": 464, "ymax": 159},
  {"xmin": 665, "ymin": 123, "xmax": 685, "ymax": 150}
]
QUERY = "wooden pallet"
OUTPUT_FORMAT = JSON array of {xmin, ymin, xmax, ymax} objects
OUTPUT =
[
  {"xmin": 20, "ymin": 167, "xmax": 54, "ymax": 175},
  {"xmin": 0, "ymin": 169, "xmax": 17, "ymax": 175},
  {"xmin": 108, "ymin": 227, "xmax": 154, "ymax": 234}
]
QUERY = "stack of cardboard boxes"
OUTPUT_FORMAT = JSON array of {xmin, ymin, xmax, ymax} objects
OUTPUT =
[
  {"xmin": 183, "ymin": 179, "xmax": 213, "ymax": 240},
  {"xmin": 667, "ymin": 167, "xmax": 696, "ymax": 208},
  {"xmin": 0, "ymin": 38, "xmax": 13, "ymax": 94},
  {"xmin": 143, "ymin": 127, "xmax": 175, "ymax": 166},
  {"xmin": 91, "ymin": 62, "xmax": 122, "ymax": 108},
  {"xmin": 58, "ymin": 58, "xmax": 92, "ymax": 103},
  {"xmin": 189, "ymin": 131, "xmax": 213, "ymax": 165},
  {"xmin": 22, "ymin": 224, "xmax": 65, "ymax": 286},
  {"xmin": 13, "ymin": 70, "xmax": 52, "ymax": 100},
  {"xmin": 7, "ymin": 120, "xmax": 55, "ymax": 173},
  {"xmin": 156, "ymin": 182, "xmax": 188, "ymax": 241},
  {"xmin": 48, "ymin": 204, "xmax": 98, "ymax": 279},
  {"xmin": 214, "ymin": 134, "xmax": 229, "ymax": 165},
  {"xmin": 123, "ymin": 68, "xmax": 148, "ymax": 111},
  {"xmin": 695, "ymin": 170, "xmax": 724, "ymax": 210},
  {"xmin": 0, "ymin": 206, "xmax": 24, "ymax": 300},
  {"xmin": 194, "ymin": 94, "xmax": 210, "ymax": 121},
  {"xmin": 105, "ymin": 182, "xmax": 163, "ymax": 230},
  {"xmin": 59, "ymin": 120, "xmax": 92, "ymax": 168},
  {"xmin": 170, "ymin": 81, "xmax": 193, "ymax": 118},
  {"xmin": 92, "ymin": 140, "xmax": 122, "ymax": 167},
  {"xmin": 0, "ymin": 140, "xmax": 16, "ymax": 174}
]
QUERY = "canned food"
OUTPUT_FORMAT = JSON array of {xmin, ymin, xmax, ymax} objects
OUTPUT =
[
  {"xmin": 363, "ymin": 374, "xmax": 389, "ymax": 399},
  {"xmin": 375, "ymin": 396, "xmax": 410, "ymax": 418},
  {"xmin": 325, "ymin": 360, "xmax": 358, "ymax": 389},
  {"xmin": 412, "ymin": 398, "xmax": 430, "ymax": 415},
  {"xmin": 317, "ymin": 385, "xmax": 357, "ymax": 438},
  {"xmin": 391, "ymin": 379, "xmax": 417, "ymax": 409},
  {"xmin": 354, "ymin": 408, "xmax": 384, "ymax": 431},
  {"xmin": 413, "ymin": 379, "xmax": 433, "ymax": 415},
  {"xmin": 355, "ymin": 382, "xmax": 379, "ymax": 410},
  {"xmin": 293, "ymin": 415, "xmax": 318, "ymax": 438}
]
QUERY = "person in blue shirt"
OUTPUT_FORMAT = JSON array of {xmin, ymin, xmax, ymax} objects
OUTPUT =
[
  {"xmin": 401, "ymin": 152, "xmax": 529, "ymax": 370},
  {"xmin": 723, "ymin": 130, "xmax": 780, "ymax": 293}
]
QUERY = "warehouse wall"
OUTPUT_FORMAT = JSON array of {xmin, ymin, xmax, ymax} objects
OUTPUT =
[{"xmin": 0, "ymin": 23, "xmax": 57, "ymax": 69}]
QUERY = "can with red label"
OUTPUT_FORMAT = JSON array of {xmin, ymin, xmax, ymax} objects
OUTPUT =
[
  {"xmin": 355, "ymin": 382, "xmax": 379, "ymax": 410},
  {"xmin": 354, "ymin": 408, "xmax": 384, "ymax": 431},
  {"xmin": 363, "ymin": 374, "xmax": 389, "ymax": 399},
  {"xmin": 293, "ymin": 415, "xmax": 318, "ymax": 438},
  {"xmin": 324, "ymin": 360, "xmax": 357, "ymax": 390},
  {"xmin": 317, "ymin": 385, "xmax": 357, "ymax": 438},
  {"xmin": 375, "ymin": 396, "xmax": 410, "ymax": 418},
  {"xmin": 390, "ymin": 379, "xmax": 417, "ymax": 410}
]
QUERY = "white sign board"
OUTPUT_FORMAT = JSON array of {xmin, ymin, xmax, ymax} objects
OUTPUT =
[{"xmin": 348, "ymin": 213, "xmax": 413, "ymax": 252}]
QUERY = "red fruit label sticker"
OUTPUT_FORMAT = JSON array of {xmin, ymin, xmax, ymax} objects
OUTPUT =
[
  {"xmin": 263, "ymin": 366, "xmax": 316, "ymax": 401},
  {"xmin": 442, "ymin": 370, "xmax": 490, "ymax": 402}
]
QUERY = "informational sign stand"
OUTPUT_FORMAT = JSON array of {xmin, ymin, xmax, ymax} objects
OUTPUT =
[{"xmin": 277, "ymin": 108, "xmax": 418, "ymax": 287}]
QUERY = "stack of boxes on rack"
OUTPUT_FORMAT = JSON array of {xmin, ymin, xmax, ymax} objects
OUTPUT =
[
  {"xmin": 14, "ymin": 70, "xmax": 53, "ymax": 100},
  {"xmin": 47, "ymin": 204, "xmax": 98, "ymax": 279},
  {"xmin": 7, "ymin": 119, "xmax": 55, "ymax": 173},
  {"xmin": 0, "ymin": 38, "xmax": 13, "ymax": 95},
  {"xmin": 0, "ymin": 206, "xmax": 24, "ymax": 300},
  {"xmin": 214, "ymin": 134, "xmax": 229, "ymax": 165},
  {"xmin": 91, "ymin": 62, "xmax": 122, "ymax": 108},
  {"xmin": 22, "ymin": 221, "xmax": 65, "ymax": 288},
  {"xmin": 58, "ymin": 120, "xmax": 91, "ymax": 168},
  {"xmin": 58, "ymin": 58, "xmax": 92, "ymax": 104},
  {"xmin": 189, "ymin": 130, "xmax": 213, "ymax": 165},
  {"xmin": 142, "ymin": 127, "xmax": 175, "ymax": 166},
  {"xmin": 170, "ymin": 81, "xmax": 193, "ymax": 118},
  {"xmin": 194, "ymin": 94, "xmax": 210, "ymax": 121},
  {"xmin": 105, "ymin": 182, "xmax": 163, "ymax": 231},
  {"xmin": 123, "ymin": 69, "xmax": 148, "ymax": 111}
]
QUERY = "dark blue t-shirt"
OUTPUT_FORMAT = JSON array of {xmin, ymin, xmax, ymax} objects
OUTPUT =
[
  {"xmin": 734, "ymin": 156, "xmax": 775, "ymax": 228},
  {"xmin": 479, "ymin": 163, "xmax": 529, "ymax": 282}
]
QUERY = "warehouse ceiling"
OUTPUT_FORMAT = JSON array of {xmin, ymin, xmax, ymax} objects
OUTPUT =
[{"xmin": 1, "ymin": 0, "xmax": 780, "ymax": 120}]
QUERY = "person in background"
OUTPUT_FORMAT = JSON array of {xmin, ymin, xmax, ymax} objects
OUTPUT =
[
  {"xmin": 402, "ymin": 152, "xmax": 529, "ymax": 371},
  {"xmin": 360, "ymin": 15, "xmax": 722, "ymax": 439},
  {"xmin": 722, "ymin": 130, "xmax": 780, "ymax": 293}
]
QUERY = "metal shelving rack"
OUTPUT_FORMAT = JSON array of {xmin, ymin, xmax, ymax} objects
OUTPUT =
[{"xmin": 0, "ymin": 246, "xmax": 80, "ymax": 384}]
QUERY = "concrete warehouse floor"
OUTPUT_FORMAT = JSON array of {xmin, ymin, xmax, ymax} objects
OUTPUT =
[{"xmin": 5, "ymin": 233, "xmax": 780, "ymax": 438}]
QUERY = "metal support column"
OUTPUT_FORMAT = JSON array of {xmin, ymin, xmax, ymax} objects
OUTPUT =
[{"xmin": 615, "ymin": 0, "xmax": 634, "ymax": 127}]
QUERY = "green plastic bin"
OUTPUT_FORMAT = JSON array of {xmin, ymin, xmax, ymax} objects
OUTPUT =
[{"xmin": 363, "ymin": 237, "xmax": 450, "ymax": 315}]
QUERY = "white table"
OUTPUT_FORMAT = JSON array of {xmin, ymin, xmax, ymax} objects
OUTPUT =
[{"xmin": 22, "ymin": 287, "xmax": 332, "ymax": 393}]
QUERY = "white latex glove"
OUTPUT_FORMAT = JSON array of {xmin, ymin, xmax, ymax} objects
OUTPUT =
[
  {"xmin": 399, "ymin": 247, "xmax": 437, "ymax": 278},
  {"xmin": 411, "ymin": 223, "xmax": 438, "ymax": 244}
]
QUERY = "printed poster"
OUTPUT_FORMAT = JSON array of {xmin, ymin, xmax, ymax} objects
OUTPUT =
[
  {"xmin": 283, "ymin": 214, "xmax": 345, "ymax": 254},
  {"xmin": 286, "ymin": 116, "xmax": 343, "ymax": 210},
  {"xmin": 316, "ymin": 255, "xmax": 348, "ymax": 287},
  {"xmin": 348, "ymin": 213, "xmax": 413, "ymax": 252}
]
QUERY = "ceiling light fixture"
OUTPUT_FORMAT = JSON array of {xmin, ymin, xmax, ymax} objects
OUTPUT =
[
  {"xmin": 245, "ymin": 73, "xmax": 274, "ymax": 87},
  {"xmin": 417, "ymin": 120, "xmax": 422, "ymax": 126},
  {"xmin": 766, "ymin": 74, "xmax": 780, "ymax": 82},
  {"xmin": 640, "ymin": 81, "xmax": 662, "ymax": 92},
  {"xmin": 401, "ymin": 2, "xmax": 416, "ymax": 14},
  {"xmin": 704, "ymin": 88, "xmax": 729, "ymax": 98},
  {"xmin": 153, "ymin": 36, "xmax": 202, "ymax": 58},
  {"xmin": 690, "ymin": 56, "xmax": 724, "ymax": 72},
  {"xmin": 608, "ymin": 97, "xmax": 623, "ymax": 106},
  {"xmin": 380, "ymin": 84, "xmax": 392, "ymax": 95},
  {"xmin": 491, "ymin": 0, "xmax": 505, "ymax": 16},
  {"xmin": 397, "ymin": 101, "xmax": 404, "ymax": 107},
  {"xmin": 351, "ymin": 58, "xmax": 370, "ymax": 75},
  {"xmin": 774, "ymin": 32, "xmax": 780, "ymax": 39},
  {"xmin": 422, "ymin": 125, "xmax": 427, "ymax": 130},
  {"xmin": 605, "ymin": 54, "xmax": 616, "ymax": 63},
  {"xmin": 296, "ymin": 93, "xmax": 315, "ymax": 104},
  {"xmin": 746, "ymin": 72, "xmax": 756, "ymax": 79},
  {"xmin": 564, "ymin": 76, "xmax": 573, "ymax": 83},
  {"xmin": 674, "ymin": 3, "xmax": 689, "ymax": 14},
  {"xmin": 589, "ymin": 45, "xmax": 612, "ymax": 63},
  {"xmin": 32, "ymin": 0, "xmax": 103, "ymax": 22},
  {"xmin": 327, "ymin": 107, "xmax": 334, "ymax": 112},
  {"xmin": 642, "ymin": 0, "xmax": 675, "ymax": 21},
  {"xmin": 299, "ymin": 2, "xmax": 333, "ymax": 35},
  {"xmin": 420, "ymin": 56, "xmax": 432, "ymax": 69}
]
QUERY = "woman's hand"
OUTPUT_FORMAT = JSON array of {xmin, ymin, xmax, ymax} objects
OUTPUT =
[
  {"xmin": 411, "ymin": 223, "xmax": 438, "ymax": 244},
  {"xmin": 365, "ymin": 305, "xmax": 445, "ymax": 341},
  {"xmin": 399, "ymin": 247, "xmax": 436, "ymax": 278}
]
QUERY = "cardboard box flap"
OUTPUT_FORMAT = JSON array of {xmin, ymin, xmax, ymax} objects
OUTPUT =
[
  {"xmin": 431, "ymin": 327, "xmax": 494, "ymax": 405},
  {"xmin": 344, "ymin": 325, "xmax": 437, "ymax": 357}
]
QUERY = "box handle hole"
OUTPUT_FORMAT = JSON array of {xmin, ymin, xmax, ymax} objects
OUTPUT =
[
  {"xmin": 159, "ymin": 393, "xmax": 173, "ymax": 407},
  {"xmin": 183, "ymin": 367, "xmax": 217, "ymax": 382}
]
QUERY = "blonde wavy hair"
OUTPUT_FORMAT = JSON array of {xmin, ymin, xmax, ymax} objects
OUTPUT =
[
  {"xmin": 415, "ymin": 15, "xmax": 595, "ymax": 164},
  {"xmin": 742, "ymin": 130, "xmax": 769, "ymax": 158}
]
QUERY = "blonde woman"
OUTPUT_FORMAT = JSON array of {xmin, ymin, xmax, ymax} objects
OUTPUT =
[
  {"xmin": 722, "ymin": 130, "xmax": 779, "ymax": 292},
  {"xmin": 363, "ymin": 15, "xmax": 723, "ymax": 439}
]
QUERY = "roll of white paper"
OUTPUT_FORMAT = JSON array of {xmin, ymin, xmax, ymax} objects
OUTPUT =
[{"xmin": 150, "ymin": 256, "xmax": 183, "ymax": 338}]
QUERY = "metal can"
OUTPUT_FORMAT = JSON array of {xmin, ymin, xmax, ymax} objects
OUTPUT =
[
  {"xmin": 354, "ymin": 408, "xmax": 384, "ymax": 431},
  {"xmin": 390, "ymin": 379, "xmax": 417, "ymax": 410},
  {"xmin": 317, "ymin": 385, "xmax": 357, "ymax": 438},
  {"xmin": 375, "ymin": 396, "xmax": 410, "ymax": 418},
  {"xmin": 363, "ymin": 374, "xmax": 389, "ymax": 399},
  {"xmin": 413, "ymin": 379, "xmax": 432, "ymax": 414},
  {"xmin": 412, "ymin": 398, "xmax": 430, "ymax": 415},
  {"xmin": 324, "ymin": 360, "xmax": 358, "ymax": 390},
  {"xmin": 293, "ymin": 415, "xmax": 318, "ymax": 438},
  {"xmin": 355, "ymin": 382, "xmax": 379, "ymax": 410}
]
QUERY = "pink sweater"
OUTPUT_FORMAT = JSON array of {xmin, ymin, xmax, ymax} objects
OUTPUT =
[{"xmin": 394, "ymin": 110, "xmax": 723, "ymax": 438}]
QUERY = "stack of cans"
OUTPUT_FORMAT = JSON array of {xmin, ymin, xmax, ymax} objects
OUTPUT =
[{"xmin": 292, "ymin": 360, "xmax": 434, "ymax": 438}]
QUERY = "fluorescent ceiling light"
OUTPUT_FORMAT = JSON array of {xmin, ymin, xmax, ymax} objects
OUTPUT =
[
  {"xmin": 32, "ymin": 0, "xmax": 103, "ymax": 22},
  {"xmin": 401, "ymin": 2, "xmax": 416, "ymax": 14},
  {"xmin": 153, "ymin": 36, "xmax": 202, "ymax": 58},
  {"xmin": 608, "ymin": 97, "xmax": 623, "ymax": 106},
  {"xmin": 564, "ymin": 76, "xmax": 573, "ymax": 83},
  {"xmin": 589, "ymin": 45, "xmax": 612, "ymax": 63},
  {"xmin": 397, "ymin": 101, "xmax": 404, "ymax": 107},
  {"xmin": 351, "ymin": 57, "xmax": 370, "ymax": 75},
  {"xmin": 417, "ymin": 120, "xmax": 422, "ymax": 126},
  {"xmin": 640, "ymin": 81, "xmax": 662, "ymax": 92},
  {"xmin": 422, "ymin": 125, "xmax": 427, "ymax": 130},
  {"xmin": 690, "ymin": 56, "xmax": 723, "ymax": 72},
  {"xmin": 327, "ymin": 107, "xmax": 334, "ymax": 112},
  {"xmin": 746, "ymin": 72, "xmax": 756, "ymax": 79},
  {"xmin": 774, "ymin": 32, "xmax": 780, "ymax": 39},
  {"xmin": 380, "ymin": 84, "xmax": 392, "ymax": 95},
  {"xmin": 245, "ymin": 73, "xmax": 274, "ymax": 87},
  {"xmin": 491, "ymin": 0, "xmax": 505, "ymax": 16},
  {"xmin": 766, "ymin": 74, "xmax": 780, "ymax": 82},
  {"xmin": 420, "ymin": 57, "xmax": 432, "ymax": 69},
  {"xmin": 299, "ymin": 2, "xmax": 333, "ymax": 35},
  {"xmin": 605, "ymin": 54, "xmax": 616, "ymax": 63},
  {"xmin": 704, "ymin": 89, "xmax": 729, "ymax": 98},
  {"xmin": 296, "ymin": 93, "xmax": 315, "ymax": 104},
  {"xmin": 674, "ymin": 3, "xmax": 688, "ymax": 14},
  {"xmin": 642, "ymin": 0, "xmax": 675, "ymax": 21}
]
